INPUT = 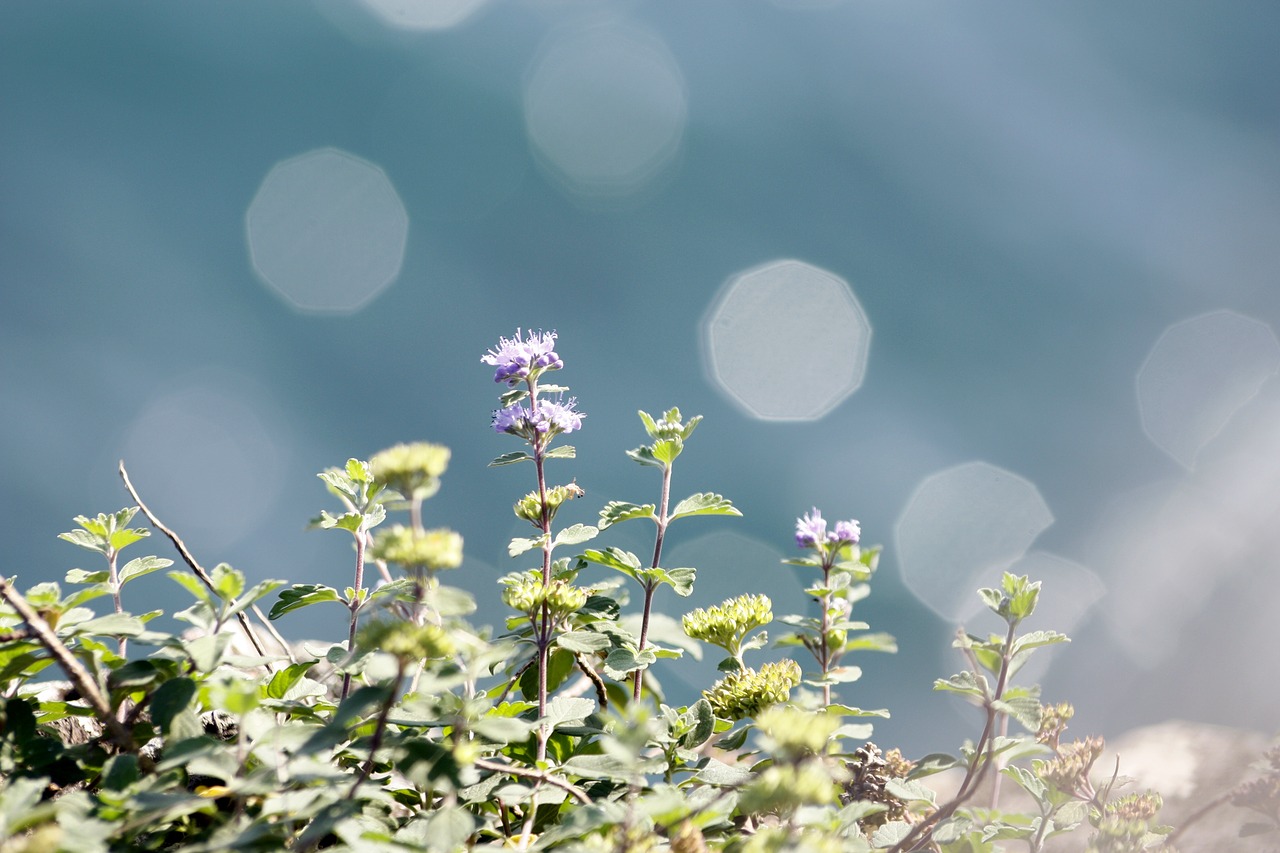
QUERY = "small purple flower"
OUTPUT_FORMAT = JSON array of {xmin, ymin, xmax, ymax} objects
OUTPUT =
[
  {"xmin": 831, "ymin": 519, "xmax": 860, "ymax": 546},
  {"xmin": 481, "ymin": 329, "xmax": 563, "ymax": 386},
  {"xmin": 795, "ymin": 508, "xmax": 827, "ymax": 549},
  {"xmin": 492, "ymin": 396, "xmax": 584, "ymax": 438},
  {"xmin": 795, "ymin": 509, "xmax": 861, "ymax": 550}
]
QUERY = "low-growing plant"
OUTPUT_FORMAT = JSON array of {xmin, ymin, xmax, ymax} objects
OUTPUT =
[{"xmin": 0, "ymin": 328, "xmax": 1271, "ymax": 851}]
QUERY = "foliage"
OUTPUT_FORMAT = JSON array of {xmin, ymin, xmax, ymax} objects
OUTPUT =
[{"xmin": 0, "ymin": 329, "xmax": 1267, "ymax": 851}]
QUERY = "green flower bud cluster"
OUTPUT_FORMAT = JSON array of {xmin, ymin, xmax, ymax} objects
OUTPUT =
[
  {"xmin": 513, "ymin": 482, "xmax": 584, "ymax": 526},
  {"xmin": 682, "ymin": 594, "xmax": 772, "ymax": 653},
  {"xmin": 755, "ymin": 704, "xmax": 841, "ymax": 759},
  {"xmin": 1036, "ymin": 735, "xmax": 1104, "ymax": 794},
  {"xmin": 1085, "ymin": 793, "xmax": 1168, "ymax": 853},
  {"xmin": 357, "ymin": 619, "xmax": 454, "ymax": 662},
  {"xmin": 369, "ymin": 525, "xmax": 463, "ymax": 572},
  {"xmin": 1037, "ymin": 700, "xmax": 1075, "ymax": 748},
  {"xmin": 501, "ymin": 570, "xmax": 589, "ymax": 621},
  {"xmin": 738, "ymin": 762, "xmax": 840, "ymax": 816},
  {"xmin": 703, "ymin": 659, "xmax": 801, "ymax": 722},
  {"xmin": 369, "ymin": 442, "xmax": 450, "ymax": 498}
]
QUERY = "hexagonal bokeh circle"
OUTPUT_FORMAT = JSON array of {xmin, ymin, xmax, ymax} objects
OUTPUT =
[
  {"xmin": 702, "ymin": 259, "xmax": 871, "ymax": 421},
  {"xmin": 359, "ymin": 0, "xmax": 489, "ymax": 31},
  {"xmin": 1136, "ymin": 309, "xmax": 1280, "ymax": 469},
  {"xmin": 895, "ymin": 461, "xmax": 1054, "ymax": 622},
  {"xmin": 246, "ymin": 148, "xmax": 408, "ymax": 314}
]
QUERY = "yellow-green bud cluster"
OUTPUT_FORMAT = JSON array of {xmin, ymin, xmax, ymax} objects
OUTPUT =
[
  {"xmin": 1037, "ymin": 701, "xmax": 1075, "ymax": 747},
  {"xmin": 1036, "ymin": 736, "xmax": 1104, "ymax": 793},
  {"xmin": 738, "ymin": 763, "xmax": 839, "ymax": 816},
  {"xmin": 370, "ymin": 442, "xmax": 450, "ymax": 496},
  {"xmin": 755, "ymin": 705, "xmax": 842, "ymax": 759},
  {"xmin": 369, "ymin": 525, "xmax": 463, "ymax": 572},
  {"xmin": 682, "ymin": 594, "xmax": 772, "ymax": 652},
  {"xmin": 501, "ymin": 570, "xmax": 589, "ymax": 621},
  {"xmin": 513, "ymin": 483, "xmax": 584, "ymax": 526},
  {"xmin": 357, "ymin": 619, "xmax": 454, "ymax": 662},
  {"xmin": 703, "ymin": 659, "xmax": 801, "ymax": 722},
  {"xmin": 1085, "ymin": 794, "xmax": 1169, "ymax": 853}
]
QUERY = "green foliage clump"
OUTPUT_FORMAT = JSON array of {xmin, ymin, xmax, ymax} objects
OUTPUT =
[{"xmin": 0, "ymin": 329, "xmax": 1269, "ymax": 852}]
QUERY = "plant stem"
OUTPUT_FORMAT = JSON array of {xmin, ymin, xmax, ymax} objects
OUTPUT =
[
  {"xmin": 633, "ymin": 462, "xmax": 673, "ymax": 701},
  {"xmin": 818, "ymin": 560, "xmax": 833, "ymax": 707},
  {"xmin": 106, "ymin": 549, "xmax": 127, "ymax": 657},
  {"xmin": 0, "ymin": 575, "xmax": 133, "ymax": 750},
  {"xmin": 887, "ymin": 620, "xmax": 1019, "ymax": 853},
  {"xmin": 340, "ymin": 531, "xmax": 367, "ymax": 701},
  {"xmin": 347, "ymin": 659, "xmax": 405, "ymax": 799},
  {"xmin": 529, "ymin": 376, "xmax": 553, "ymax": 763}
]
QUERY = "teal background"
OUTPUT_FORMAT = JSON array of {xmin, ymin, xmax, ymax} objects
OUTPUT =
[{"xmin": 3, "ymin": 1, "xmax": 1279, "ymax": 754}]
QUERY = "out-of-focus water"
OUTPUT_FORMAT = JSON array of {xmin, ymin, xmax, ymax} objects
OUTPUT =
[{"xmin": 3, "ymin": 0, "xmax": 1279, "ymax": 756}]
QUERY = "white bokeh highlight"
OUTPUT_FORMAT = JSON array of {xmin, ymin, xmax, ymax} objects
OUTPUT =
[
  {"xmin": 702, "ymin": 259, "xmax": 871, "ymax": 421},
  {"xmin": 523, "ymin": 22, "xmax": 687, "ymax": 202},
  {"xmin": 120, "ymin": 376, "xmax": 286, "ymax": 549},
  {"xmin": 896, "ymin": 461, "xmax": 1054, "ymax": 622},
  {"xmin": 1137, "ymin": 310, "xmax": 1280, "ymax": 469},
  {"xmin": 359, "ymin": 0, "xmax": 489, "ymax": 30},
  {"xmin": 246, "ymin": 148, "xmax": 408, "ymax": 314}
]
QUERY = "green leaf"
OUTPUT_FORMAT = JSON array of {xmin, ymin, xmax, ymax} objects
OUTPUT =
[
  {"xmin": 489, "ymin": 451, "xmax": 534, "ymax": 467},
  {"xmin": 870, "ymin": 821, "xmax": 914, "ymax": 847},
  {"xmin": 315, "ymin": 509, "xmax": 365, "ymax": 533},
  {"xmin": 1002, "ymin": 765, "xmax": 1048, "ymax": 805},
  {"xmin": 884, "ymin": 777, "xmax": 936, "ymax": 805},
  {"xmin": 556, "ymin": 631, "xmax": 611, "ymax": 654},
  {"xmin": 151, "ymin": 677, "xmax": 198, "ymax": 734},
  {"xmin": 694, "ymin": 758, "xmax": 753, "ymax": 786},
  {"xmin": 603, "ymin": 646, "xmax": 656, "ymax": 678},
  {"xmin": 553, "ymin": 524, "xmax": 598, "ymax": 548},
  {"xmin": 544, "ymin": 445, "xmax": 576, "ymax": 460},
  {"xmin": 651, "ymin": 437, "xmax": 683, "ymax": 466},
  {"xmin": 118, "ymin": 555, "xmax": 173, "ymax": 586},
  {"xmin": 266, "ymin": 661, "xmax": 318, "ymax": 700},
  {"xmin": 909, "ymin": 753, "xmax": 962, "ymax": 779},
  {"xmin": 581, "ymin": 547, "xmax": 643, "ymax": 580},
  {"xmin": 64, "ymin": 567, "xmax": 109, "ymax": 585},
  {"xmin": 542, "ymin": 695, "xmax": 595, "ymax": 731},
  {"xmin": 1010, "ymin": 629, "xmax": 1070, "ymax": 656},
  {"xmin": 647, "ymin": 566, "xmax": 696, "ymax": 597},
  {"xmin": 598, "ymin": 501, "xmax": 657, "ymax": 529},
  {"xmin": 669, "ymin": 493, "xmax": 742, "ymax": 522},
  {"xmin": 269, "ymin": 584, "xmax": 342, "ymax": 620},
  {"xmin": 211, "ymin": 563, "xmax": 245, "ymax": 601},
  {"xmin": 681, "ymin": 699, "xmax": 715, "ymax": 750},
  {"xmin": 508, "ymin": 534, "xmax": 548, "ymax": 558},
  {"xmin": 841, "ymin": 632, "xmax": 898, "ymax": 654},
  {"xmin": 934, "ymin": 670, "xmax": 988, "ymax": 699},
  {"xmin": 71, "ymin": 613, "xmax": 145, "ymax": 637},
  {"xmin": 222, "ymin": 579, "xmax": 287, "ymax": 621}
]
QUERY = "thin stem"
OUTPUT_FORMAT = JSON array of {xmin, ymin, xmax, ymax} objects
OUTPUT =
[
  {"xmin": 107, "ymin": 550, "xmax": 126, "ymax": 657},
  {"xmin": 348, "ymin": 659, "xmax": 405, "ymax": 799},
  {"xmin": 529, "ymin": 375, "xmax": 554, "ymax": 763},
  {"xmin": 474, "ymin": 757, "xmax": 592, "ymax": 805},
  {"xmin": 818, "ymin": 560, "xmax": 833, "ymax": 708},
  {"xmin": 119, "ymin": 461, "xmax": 294, "ymax": 665},
  {"xmin": 0, "ymin": 575, "xmax": 132, "ymax": 749},
  {"xmin": 887, "ymin": 620, "xmax": 1019, "ymax": 853},
  {"xmin": 634, "ymin": 462, "xmax": 673, "ymax": 701},
  {"xmin": 340, "ymin": 532, "xmax": 367, "ymax": 701}
]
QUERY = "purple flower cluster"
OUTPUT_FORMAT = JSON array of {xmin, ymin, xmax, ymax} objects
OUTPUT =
[
  {"xmin": 492, "ymin": 396, "xmax": 584, "ymax": 437},
  {"xmin": 794, "ymin": 508, "xmax": 860, "ymax": 550},
  {"xmin": 481, "ymin": 329, "xmax": 563, "ymax": 387}
]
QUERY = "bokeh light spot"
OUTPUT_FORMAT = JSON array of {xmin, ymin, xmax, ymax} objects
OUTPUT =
[
  {"xmin": 359, "ymin": 0, "xmax": 489, "ymax": 31},
  {"xmin": 120, "ymin": 376, "xmax": 286, "ymax": 550},
  {"xmin": 896, "ymin": 461, "xmax": 1053, "ymax": 621},
  {"xmin": 246, "ymin": 148, "xmax": 408, "ymax": 314},
  {"xmin": 1136, "ymin": 310, "xmax": 1280, "ymax": 469},
  {"xmin": 702, "ymin": 259, "xmax": 871, "ymax": 421},
  {"xmin": 523, "ymin": 22, "xmax": 687, "ymax": 202}
]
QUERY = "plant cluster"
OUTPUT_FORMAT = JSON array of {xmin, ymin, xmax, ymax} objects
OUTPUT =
[{"xmin": 0, "ymin": 329, "xmax": 1272, "ymax": 851}]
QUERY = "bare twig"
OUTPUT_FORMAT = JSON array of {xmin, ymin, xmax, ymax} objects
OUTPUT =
[
  {"xmin": 119, "ymin": 460, "xmax": 295, "ymax": 665},
  {"xmin": 474, "ymin": 756, "xmax": 592, "ymax": 805},
  {"xmin": 0, "ymin": 575, "xmax": 132, "ymax": 749},
  {"xmin": 0, "ymin": 627, "xmax": 34, "ymax": 643}
]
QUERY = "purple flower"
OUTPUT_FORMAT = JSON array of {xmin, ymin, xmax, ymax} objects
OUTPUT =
[
  {"xmin": 795, "ymin": 508, "xmax": 860, "ymax": 550},
  {"xmin": 492, "ymin": 396, "xmax": 584, "ymax": 438},
  {"xmin": 795, "ymin": 508, "xmax": 827, "ymax": 548},
  {"xmin": 481, "ymin": 329, "xmax": 563, "ymax": 386},
  {"xmin": 831, "ymin": 519, "xmax": 860, "ymax": 546}
]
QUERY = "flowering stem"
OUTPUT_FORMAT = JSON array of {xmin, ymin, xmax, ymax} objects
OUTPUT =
[
  {"xmin": 340, "ymin": 531, "xmax": 367, "ymax": 702},
  {"xmin": 107, "ymin": 548, "xmax": 127, "ymax": 657},
  {"xmin": 818, "ymin": 560, "xmax": 833, "ymax": 708},
  {"xmin": 529, "ymin": 376, "xmax": 554, "ymax": 763},
  {"xmin": 634, "ymin": 462, "xmax": 673, "ymax": 701}
]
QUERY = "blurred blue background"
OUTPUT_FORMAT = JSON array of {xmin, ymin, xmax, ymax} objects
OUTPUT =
[{"xmin": 3, "ymin": 0, "xmax": 1279, "ymax": 756}]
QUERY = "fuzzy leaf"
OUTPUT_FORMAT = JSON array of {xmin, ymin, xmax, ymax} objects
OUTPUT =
[
  {"xmin": 489, "ymin": 451, "xmax": 534, "ymax": 467},
  {"xmin": 669, "ymin": 493, "xmax": 741, "ymax": 522},
  {"xmin": 269, "ymin": 584, "xmax": 342, "ymax": 620},
  {"xmin": 64, "ymin": 568, "xmax": 109, "ymax": 585},
  {"xmin": 553, "ymin": 524, "xmax": 598, "ymax": 548},
  {"xmin": 598, "ymin": 501, "xmax": 657, "ymax": 529},
  {"xmin": 544, "ymin": 445, "xmax": 576, "ymax": 460},
  {"xmin": 118, "ymin": 556, "xmax": 173, "ymax": 586}
]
